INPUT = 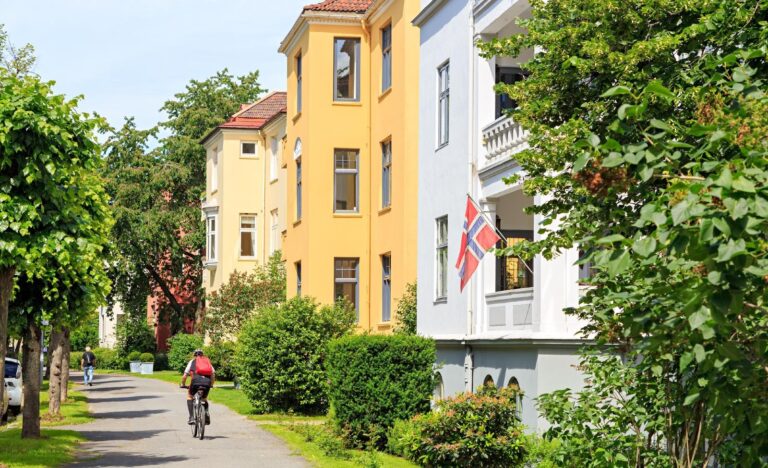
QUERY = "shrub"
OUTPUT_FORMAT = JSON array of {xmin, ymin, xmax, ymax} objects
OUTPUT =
[
  {"xmin": 386, "ymin": 419, "xmax": 420, "ymax": 459},
  {"xmin": 393, "ymin": 282, "xmax": 417, "ymax": 336},
  {"xmin": 115, "ymin": 314, "xmax": 156, "ymax": 356},
  {"xmin": 326, "ymin": 334, "xmax": 435, "ymax": 448},
  {"xmin": 167, "ymin": 333, "xmax": 204, "ymax": 373},
  {"xmin": 92, "ymin": 347, "xmax": 121, "ymax": 370},
  {"xmin": 397, "ymin": 385, "xmax": 527, "ymax": 467},
  {"xmin": 234, "ymin": 296, "xmax": 355, "ymax": 414},
  {"xmin": 128, "ymin": 351, "xmax": 142, "ymax": 362},
  {"xmin": 140, "ymin": 353, "xmax": 154, "ymax": 363},
  {"xmin": 204, "ymin": 342, "xmax": 236, "ymax": 382},
  {"xmin": 290, "ymin": 423, "xmax": 351, "ymax": 460},
  {"xmin": 154, "ymin": 353, "xmax": 169, "ymax": 371},
  {"xmin": 69, "ymin": 351, "xmax": 82, "ymax": 370},
  {"xmin": 70, "ymin": 312, "xmax": 99, "ymax": 350}
]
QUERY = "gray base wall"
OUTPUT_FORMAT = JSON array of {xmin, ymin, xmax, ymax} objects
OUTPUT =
[{"xmin": 435, "ymin": 342, "xmax": 584, "ymax": 432}]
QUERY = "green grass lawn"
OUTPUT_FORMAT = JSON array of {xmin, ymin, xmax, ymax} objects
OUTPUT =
[
  {"xmin": 40, "ymin": 382, "xmax": 93, "ymax": 426},
  {"xmin": 263, "ymin": 424, "xmax": 417, "ymax": 468},
  {"xmin": 0, "ymin": 429, "xmax": 85, "ymax": 468}
]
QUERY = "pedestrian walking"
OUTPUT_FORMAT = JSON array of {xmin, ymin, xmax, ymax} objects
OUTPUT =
[{"xmin": 81, "ymin": 346, "xmax": 96, "ymax": 386}]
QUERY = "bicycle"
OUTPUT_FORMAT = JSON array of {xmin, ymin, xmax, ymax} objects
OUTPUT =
[{"xmin": 181, "ymin": 385, "xmax": 209, "ymax": 440}]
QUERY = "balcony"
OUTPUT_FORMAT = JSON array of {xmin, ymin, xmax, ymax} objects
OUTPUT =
[
  {"xmin": 481, "ymin": 115, "xmax": 528, "ymax": 170},
  {"xmin": 485, "ymin": 287, "xmax": 534, "ymax": 331}
]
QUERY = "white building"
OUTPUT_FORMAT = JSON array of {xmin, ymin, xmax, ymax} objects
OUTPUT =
[
  {"xmin": 98, "ymin": 303, "xmax": 125, "ymax": 349},
  {"xmin": 414, "ymin": 0, "xmax": 586, "ymax": 431}
]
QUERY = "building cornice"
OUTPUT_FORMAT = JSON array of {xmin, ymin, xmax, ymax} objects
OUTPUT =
[
  {"xmin": 431, "ymin": 336, "xmax": 589, "ymax": 348},
  {"xmin": 365, "ymin": 0, "xmax": 395, "ymax": 24},
  {"xmin": 279, "ymin": 11, "xmax": 365, "ymax": 54},
  {"xmin": 412, "ymin": 0, "xmax": 448, "ymax": 27},
  {"xmin": 478, "ymin": 156, "xmax": 521, "ymax": 181}
]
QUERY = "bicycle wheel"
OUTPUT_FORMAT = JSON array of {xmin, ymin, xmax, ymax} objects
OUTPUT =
[
  {"xmin": 196, "ymin": 401, "xmax": 205, "ymax": 440},
  {"xmin": 191, "ymin": 396, "xmax": 199, "ymax": 437}
]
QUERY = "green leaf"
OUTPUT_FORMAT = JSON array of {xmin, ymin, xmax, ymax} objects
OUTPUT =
[
  {"xmin": 602, "ymin": 153, "xmax": 624, "ymax": 168},
  {"xmin": 712, "ymin": 218, "xmax": 731, "ymax": 236},
  {"xmin": 714, "ymin": 167, "xmax": 732, "ymax": 188},
  {"xmin": 716, "ymin": 239, "xmax": 747, "ymax": 262},
  {"xmin": 639, "ymin": 166, "xmax": 654, "ymax": 182},
  {"xmin": 573, "ymin": 152, "xmax": 591, "ymax": 172},
  {"xmin": 732, "ymin": 176, "xmax": 756, "ymax": 193},
  {"xmin": 632, "ymin": 237, "xmax": 656, "ymax": 257},
  {"xmin": 680, "ymin": 352, "xmax": 694, "ymax": 371},
  {"xmin": 671, "ymin": 199, "xmax": 691, "ymax": 225},
  {"xmin": 623, "ymin": 151, "xmax": 644, "ymax": 164},
  {"xmin": 588, "ymin": 133, "xmax": 600, "ymax": 148},
  {"xmin": 649, "ymin": 119, "xmax": 673, "ymax": 132},
  {"xmin": 688, "ymin": 307, "xmax": 711, "ymax": 330},
  {"xmin": 601, "ymin": 86, "xmax": 631, "ymax": 97},
  {"xmin": 597, "ymin": 234, "xmax": 626, "ymax": 244},
  {"xmin": 694, "ymin": 344, "xmax": 707, "ymax": 363},
  {"xmin": 605, "ymin": 250, "xmax": 632, "ymax": 276},
  {"xmin": 684, "ymin": 392, "xmax": 700, "ymax": 406},
  {"xmin": 643, "ymin": 81, "xmax": 675, "ymax": 101},
  {"xmin": 707, "ymin": 271, "xmax": 723, "ymax": 285}
]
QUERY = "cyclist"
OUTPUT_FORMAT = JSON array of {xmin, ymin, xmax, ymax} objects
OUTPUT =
[{"xmin": 180, "ymin": 349, "xmax": 215, "ymax": 425}]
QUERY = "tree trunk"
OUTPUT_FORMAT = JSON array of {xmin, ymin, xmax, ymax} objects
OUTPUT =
[
  {"xmin": 21, "ymin": 320, "xmax": 41, "ymax": 439},
  {"xmin": 47, "ymin": 328, "xmax": 64, "ymax": 417},
  {"xmin": 0, "ymin": 267, "xmax": 16, "ymax": 419},
  {"xmin": 60, "ymin": 328, "xmax": 70, "ymax": 402}
]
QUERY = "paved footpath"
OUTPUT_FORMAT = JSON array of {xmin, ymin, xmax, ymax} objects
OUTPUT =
[{"xmin": 63, "ymin": 374, "xmax": 309, "ymax": 468}]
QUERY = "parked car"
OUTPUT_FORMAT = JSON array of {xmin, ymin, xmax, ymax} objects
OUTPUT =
[{"xmin": 4, "ymin": 358, "xmax": 21, "ymax": 415}]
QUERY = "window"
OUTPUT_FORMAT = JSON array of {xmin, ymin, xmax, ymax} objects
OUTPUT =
[
  {"xmin": 495, "ymin": 66, "xmax": 527, "ymax": 119},
  {"xmin": 239, "ymin": 215, "xmax": 257, "ymax": 258},
  {"xmin": 334, "ymin": 38, "xmax": 360, "ymax": 101},
  {"xmin": 381, "ymin": 140, "xmax": 391, "ymax": 208},
  {"xmin": 211, "ymin": 148, "xmax": 219, "ymax": 192},
  {"xmin": 296, "ymin": 262, "xmax": 302, "ymax": 296},
  {"xmin": 206, "ymin": 214, "xmax": 218, "ymax": 262},
  {"xmin": 334, "ymin": 149, "xmax": 359, "ymax": 212},
  {"xmin": 437, "ymin": 62, "xmax": 450, "ymax": 147},
  {"xmin": 241, "ymin": 142, "xmax": 257, "ymax": 157},
  {"xmin": 382, "ymin": 254, "xmax": 391, "ymax": 322},
  {"xmin": 270, "ymin": 138, "xmax": 279, "ymax": 181},
  {"xmin": 381, "ymin": 24, "xmax": 392, "ymax": 92},
  {"xmin": 496, "ymin": 228, "xmax": 534, "ymax": 291},
  {"xmin": 433, "ymin": 373, "xmax": 444, "ymax": 402},
  {"xmin": 296, "ymin": 52, "xmax": 303, "ymax": 113},
  {"xmin": 483, "ymin": 375, "xmax": 496, "ymax": 388},
  {"xmin": 507, "ymin": 377, "xmax": 523, "ymax": 416},
  {"xmin": 270, "ymin": 210, "xmax": 279, "ymax": 254},
  {"xmin": 296, "ymin": 157, "xmax": 302, "ymax": 220},
  {"xmin": 435, "ymin": 216, "xmax": 448, "ymax": 299},
  {"xmin": 334, "ymin": 258, "xmax": 359, "ymax": 316}
]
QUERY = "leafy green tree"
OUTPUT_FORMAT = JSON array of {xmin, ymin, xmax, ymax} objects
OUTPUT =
[
  {"xmin": 393, "ymin": 282, "xmax": 417, "ymax": 336},
  {"xmin": 0, "ymin": 24, "xmax": 35, "ymax": 76},
  {"xmin": 103, "ymin": 69, "xmax": 265, "ymax": 335},
  {"xmin": 0, "ymin": 70, "xmax": 111, "ymax": 436},
  {"xmin": 115, "ymin": 314, "xmax": 156, "ymax": 356},
  {"xmin": 70, "ymin": 312, "xmax": 99, "ymax": 351},
  {"xmin": 479, "ymin": 0, "xmax": 768, "ymax": 464},
  {"xmin": 204, "ymin": 251, "xmax": 286, "ymax": 342}
]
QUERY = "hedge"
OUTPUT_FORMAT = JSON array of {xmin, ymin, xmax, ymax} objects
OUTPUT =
[
  {"xmin": 234, "ymin": 296, "xmax": 355, "ymax": 414},
  {"xmin": 204, "ymin": 342, "xmax": 236, "ymax": 382},
  {"xmin": 167, "ymin": 333, "xmax": 204, "ymax": 373},
  {"xmin": 326, "ymin": 334, "xmax": 436, "ymax": 448}
]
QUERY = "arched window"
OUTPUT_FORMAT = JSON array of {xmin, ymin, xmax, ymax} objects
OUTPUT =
[
  {"xmin": 433, "ymin": 373, "xmax": 444, "ymax": 402},
  {"xmin": 483, "ymin": 375, "xmax": 495, "ymax": 388},
  {"xmin": 507, "ymin": 377, "xmax": 523, "ymax": 417}
]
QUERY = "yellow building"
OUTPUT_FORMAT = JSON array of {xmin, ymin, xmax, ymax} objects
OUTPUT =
[
  {"xmin": 201, "ymin": 92, "xmax": 288, "ymax": 296},
  {"xmin": 279, "ymin": 0, "xmax": 420, "ymax": 331}
]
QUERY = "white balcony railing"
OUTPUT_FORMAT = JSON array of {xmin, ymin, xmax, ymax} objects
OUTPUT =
[
  {"xmin": 481, "ymin": 115, "xmax": 528, "ymax": 169},
  {"xmin": 485, "ymin": 287, "xmax": 534, "ymax": 331}
]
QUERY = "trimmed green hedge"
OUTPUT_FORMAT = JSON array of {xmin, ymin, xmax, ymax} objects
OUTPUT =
[
  {"xmin": 326, "ymin": 334, "xmax": 436, "ymax": 448},
  {"xmin": 235, "ymin": 296, "xmax": 355, "ymax": 414},
  {"xmin": 167, "ymin": 333, "xmax": 203, "ymax": 373},
  {"xmin": 204, "ymin": 342, "xmax": 236, "ymax": 381}
]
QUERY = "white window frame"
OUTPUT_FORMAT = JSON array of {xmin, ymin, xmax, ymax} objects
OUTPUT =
[
  {"xmin": 296, "ymin": 157, "xmax": 303, "ymax": 220},
  {"xmin": 334, "ymin": 258, "xmax": 360, "ymax": 318},
  {"xmin": 381, "ymin": 23, "xmax": 392, "ymax": 92},
  {"xmin": 334, "ymin": 37, "xmax": 361, "ymax": 102},
  {"xmin": 382, "ymin": 253, "xmax": 391, "ymax": 322},
  {"xmin": 206, "ymin": 213, "xmax": 218, "ymax": 263},
  {"xmin": 239, "ymin": 214, "xmax": 257, "ymax": 259},
  {"xmin": 296, "ymin": 261, "xmax": 302, "ymax": 296},
  {"xmin": 381, "ymin": 140, "xmax": 392, "ymax": 208},
  {"xmin": 270, "ymin": 209, "xmax": 279, "ymax": 255},
  {"xmin": 437, "ymin": 62, "xmax": 450, "ymax": 148},
  {"xmin": 270, "ymin": 138, "xmax": 279, "ymax": 182},
  {"xmin": 435, "ymin": 216, "xmax": 448, "ymax": 300},
  {"xmin": 240, "ymin": 141, "xmax": 258, "ymax": 158},
  {"xmin": 334, "ymin": 149, "xmax": 359, "ymax": 213},
  {"xmin": 296, "ymin": 52, "xmax": 303, "ymax": 114}
]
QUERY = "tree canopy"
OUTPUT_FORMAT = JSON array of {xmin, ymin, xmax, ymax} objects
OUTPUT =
[{"xmin": 480, "ymin": 0, "xmax": 768, "ymax": 465}]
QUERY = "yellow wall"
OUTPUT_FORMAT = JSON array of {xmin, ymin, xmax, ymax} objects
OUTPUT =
[
  {"xmin": 282, "ymin": 0, "xmax": 420, "ymax": 332},
  {"xmin": 202, "ymin": 121, "xmax": 287, "ymax": 298}
]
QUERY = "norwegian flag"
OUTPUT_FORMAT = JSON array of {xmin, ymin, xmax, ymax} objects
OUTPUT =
[{"xmin": 456, "ymin": 195, "xmax": 501, "ymax": 291}]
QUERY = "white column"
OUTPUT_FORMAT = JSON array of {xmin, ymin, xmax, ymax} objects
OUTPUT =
[{"xmin": 477, "ymin": 199, "xmax": 497, "ymax": 334}]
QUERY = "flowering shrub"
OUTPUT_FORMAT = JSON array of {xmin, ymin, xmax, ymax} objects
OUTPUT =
[{"xmin": 388, "ymin": 385, "xmax": 527, "ymax": 467}]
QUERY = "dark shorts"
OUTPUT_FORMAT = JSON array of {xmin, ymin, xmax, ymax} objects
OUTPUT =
[{"xmin": 188, "ymin": 376, "xmax": 212, "ymax": 399}]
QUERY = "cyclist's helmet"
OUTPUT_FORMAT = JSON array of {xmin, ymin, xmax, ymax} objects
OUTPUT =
[{"xmin": 193, "ymin": 349, "xmax": 204, "ymax": 356}]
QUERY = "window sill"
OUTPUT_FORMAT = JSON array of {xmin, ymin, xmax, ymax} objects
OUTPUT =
[
  {"xmin": 433, "ymin": 297, "xmax": 447, "ymax": 305},
  {"xmin": 203, "ymin": 261, "xmax": 218, "ymax": 270},
  {"xmin": 332, "ymin": 100, "xmax": 362, "ymax": 107},
  {"xmin": 293, "ymin": 219, "xmax": 302, "ymax": 227},
  {"xmin": 240, "ymin": 155, "xmax": 259, "ymax": 160},
  {"xmin": 435, "ymin": 142, "xmax": 449, "ymax": 152},
  {"xmin": 238, "ymin": 257, "xmax": 259, "ymax": 262},
  {"xmin": 292, "ymin": 112, "xmax": 302, "ymax": 123},
  {"xmin": 269, "ymin": 177, "xmax": 278, "ymax": 185},
  {"xmin": 378, "ymin": 87, "xmax": 392, "ymax": 101},
  {"xmin": 377, "ymin": 323, "xmax": 392, "ymax": 331},
  {"xmin": 333, "ymin": 213, "xmax": 363, "ymax": 218},
  {"xmin": 378, "ymin": 206, "xmax": 392, "ymax": 215},
  {"xmin": 210, "ymin": 189, "xmax": 219, "ymax": 195}
]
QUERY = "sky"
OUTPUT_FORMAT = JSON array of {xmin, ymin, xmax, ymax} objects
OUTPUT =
[{"xmin": 1, "ymin": 0, "xmax": 309, "ymax": 130}]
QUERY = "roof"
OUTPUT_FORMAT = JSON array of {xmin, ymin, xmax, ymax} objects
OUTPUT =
[
  {"xmin": 200, "ymin": 91, "xmax": 287, "ymax": 144},
  {"xmin": 303, "ymin": 0, "xmax": 373, "ymax": 13}
]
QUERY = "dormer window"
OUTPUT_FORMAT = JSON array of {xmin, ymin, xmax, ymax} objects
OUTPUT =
[{"xmin": 241, "ymin": 142, "xmax": 257, "ymax": 157}]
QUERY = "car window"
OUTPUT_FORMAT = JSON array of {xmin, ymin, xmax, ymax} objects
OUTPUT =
[{"xmin": 4, "ymin": 361, "xmax": 18, "ymax": 379}]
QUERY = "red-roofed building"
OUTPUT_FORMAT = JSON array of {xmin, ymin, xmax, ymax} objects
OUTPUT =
[{"xmin": 200, "ymin": 91, "xmax": 288, "ymax": 308}]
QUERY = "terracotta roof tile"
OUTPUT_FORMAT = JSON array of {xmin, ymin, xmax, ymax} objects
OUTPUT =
[
  {"xmin": 201, "ymin": 91, "xmax": 286, "ymax": 143},
  {"xmin": 303, "ymin": 0, "xmax": 373, "ymax": 13}
]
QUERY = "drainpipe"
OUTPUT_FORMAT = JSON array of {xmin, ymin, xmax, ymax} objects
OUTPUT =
[
  {"xmin": 361, "ymin": 17, "xmax": 373, "ymax": 331},
  {"xmin": 260, "ymin": 130, "xmax": 268, "ymax": 263}
]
